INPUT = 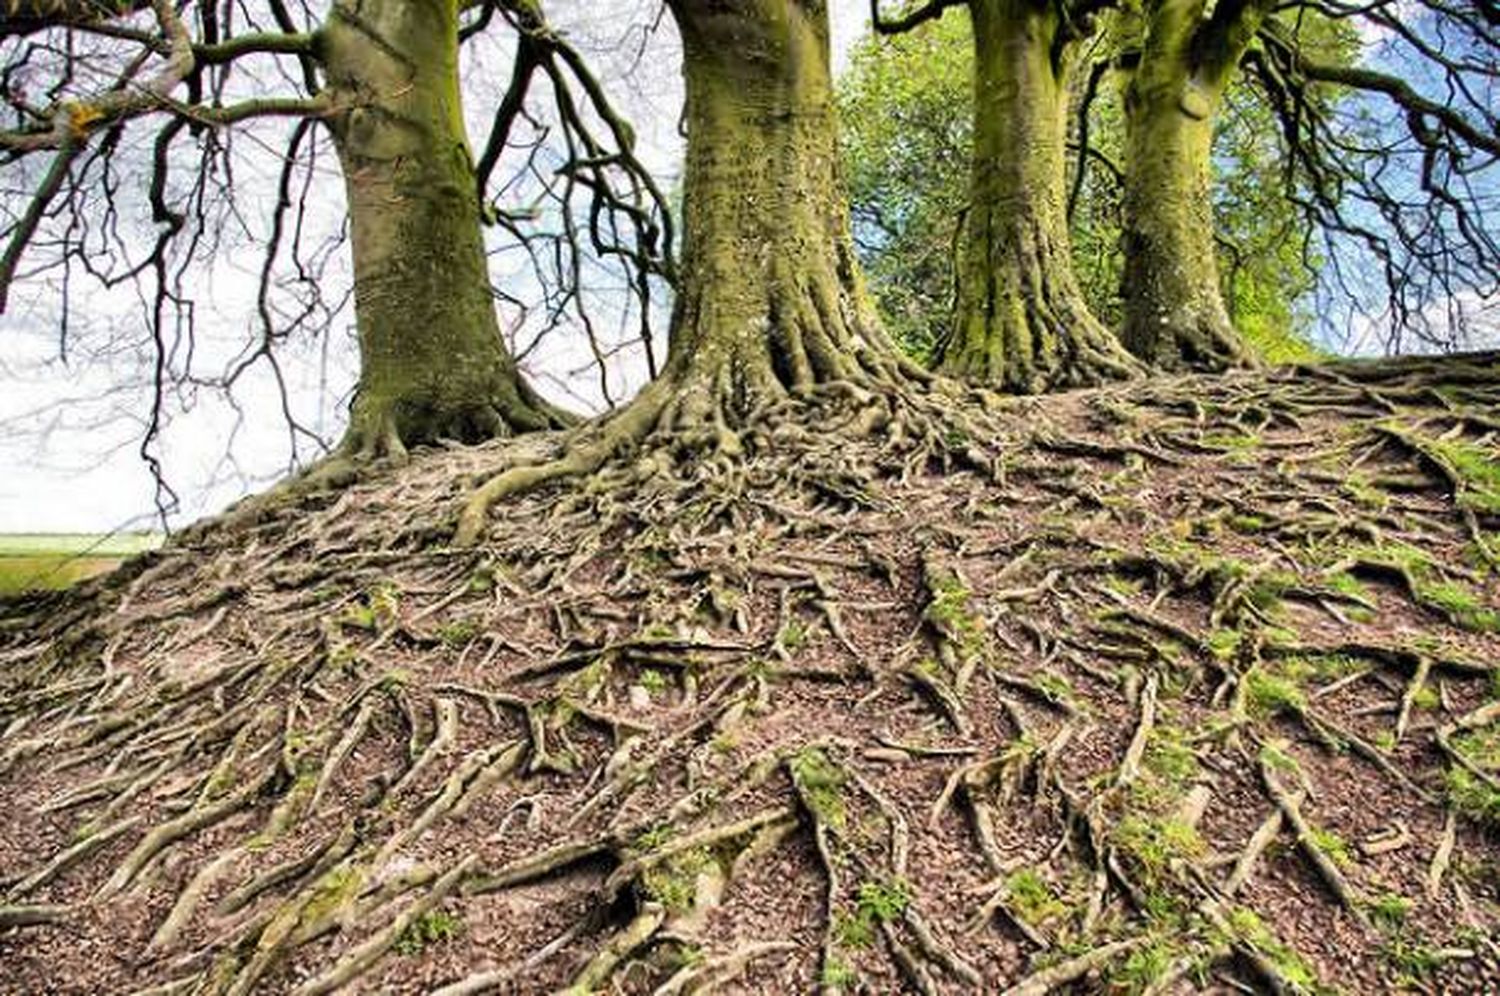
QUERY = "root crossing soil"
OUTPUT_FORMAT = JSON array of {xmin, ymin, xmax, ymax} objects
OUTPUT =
[{"xmin": 3, "ymin": 355, "xmax": 1500, "ymax": 994}]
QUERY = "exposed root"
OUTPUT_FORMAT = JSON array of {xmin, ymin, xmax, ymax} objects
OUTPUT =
[
  {"xmin": 1260, "ymin": 754, "xmax": 1367, "ymax": 919},
  {"xmin": 293, "ymin": 853, "xmax": 475, "ymax": 996},
  {"xmin": 3, "ymin": 355, "xmax": 1499, "ymax": 992},
  {"xmin": 998, "ymin": 938, "xmax": 1145, "ymax": 996},
  {"xmin": 0, "ymin": 903, "xmax": 66, "ymax": 928}
]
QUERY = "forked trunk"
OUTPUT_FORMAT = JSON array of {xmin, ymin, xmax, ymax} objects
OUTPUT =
[
  {"xmin": 1120, "ymin": 0, "xmax": 1265, "ymax": 370},
  {"xmin": 661, "ymin": 0, "xmax": 906, "ymax": 427},
  {"xmin": 323, "ymin": 0, "xmax": 562, "ymax": 458},
  {"xmin": 942, "ymin": 0, "xmax": 1136, "ymax": 392}
]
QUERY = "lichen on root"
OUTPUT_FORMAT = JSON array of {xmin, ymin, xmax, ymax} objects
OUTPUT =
[{"xmin": 2, "ymin": 354, "xmax": 1500, "ymax": 993}]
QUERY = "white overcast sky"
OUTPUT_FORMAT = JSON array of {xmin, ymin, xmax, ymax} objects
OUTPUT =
[{"xmin": 0, "ymin": 3, "xmax": 872, "ymax": 536}]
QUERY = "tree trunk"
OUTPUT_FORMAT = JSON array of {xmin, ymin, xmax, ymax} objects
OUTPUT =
[
  {"xmin": 456, "ymin": 0, "xmax": 929, "ymax": 544},
  {"xmin": 941, "ymin": 0, "xmax": 1137, "ymax": 392},
  {"xmin": 660, "ymin": 0, "xmax": 906, "ymax": 428},
  {"xmin": 323, "ymin": 0, "xmax": 563, "ymax": 459},
  {"xmin": 1120, "ymin": 0, "xmax": 1265, "ymax": 370}
]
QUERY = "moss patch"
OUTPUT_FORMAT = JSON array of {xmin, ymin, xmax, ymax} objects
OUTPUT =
[
  {"xmin": 395, "ymin": 909, "xmax": 464, "ymax": 955},
  {"xmin": 790, "ymin": 748, "xmax": 847, "ymax": 830}
]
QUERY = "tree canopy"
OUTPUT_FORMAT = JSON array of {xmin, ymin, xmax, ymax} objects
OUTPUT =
[
  {"xmin": 1, "ymin": 0, "xmax": 671, "ymax": 509},
  {"xmin": 860, "ymin": 0, "xmax": 1497, "ymax": 375}
]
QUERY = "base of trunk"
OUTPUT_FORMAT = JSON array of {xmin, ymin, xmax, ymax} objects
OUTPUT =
[
  {"xmin": 452, "ymin": 342, "xmax": 992, "ymax": 547},
  {"xmin": 343, "ymin": 377, "xmax": 570, "ymax": 463},
  {"xmin": 951, "ymin": 0, "xmax": 1138, "ymax": 394},
  {"xmin": 451, "ymin": 367, "xmax": 923, "ymax": 547},
  {"xmin": 1122, "ymin": 305, "xmax": 1258, "ymax": 374},
  {"xmin": 940, "ymin": 270, "xmax": 1139, "ymax": 393}
]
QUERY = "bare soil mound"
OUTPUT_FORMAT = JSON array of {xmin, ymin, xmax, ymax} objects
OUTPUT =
[{"xmin": 2, "ymin": 356, "xmax": 1499, "ymax": 995}]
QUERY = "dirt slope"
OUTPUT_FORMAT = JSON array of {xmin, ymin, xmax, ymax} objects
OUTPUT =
[{"xmin": 2, "ymin": 355, "xmax": 1498, "ymax": 995}]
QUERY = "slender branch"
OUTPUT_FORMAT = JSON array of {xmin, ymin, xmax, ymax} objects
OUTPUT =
[{"xmin": 869, "ymin": 0, "xmax": 966, "ymax": 35}]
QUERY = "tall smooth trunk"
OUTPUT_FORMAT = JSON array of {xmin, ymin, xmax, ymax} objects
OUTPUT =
[
  {"xmin": 1121, "ymin": 0, "xmax": 1264, "ymax": 370},
  {"xmin": 942, "ymin": 0, "xmax": 1135, "ymax": 391},
  {"xmin": 661, "ymin": 0, "xmax": 901, "ymax": 426},
  {"xmin": 323, "ymin": 0, "xmax": 560, "ymax": 458},
  {"xmin": 456, "ymin": 0, "xmax": 911, "ymax": 543}
]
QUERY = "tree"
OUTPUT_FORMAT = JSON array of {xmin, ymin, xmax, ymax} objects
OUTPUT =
[
  {"xmin": 1115, "ymin": 0, "xmax": 1274, "ymax": 369},
  {"xmin": 1119, "ymin": 0, "xmax": 1499, "ymax": 366},
  {"xmin": 1248, "ymin": 2, "xmax": 1500, "ymax": 351},
  {"xmin": 6, "ymin": 7, "xmax": 1500, "ymax": 996},
  {"xmin": 456, "ymin": 0, "xmax": 952, "ymax": 542},
  {"xmin": 839, "ymin": 16, "xmax": 1324, "ymax": 368},
  {"xmin": 1, "ymin": 0, "xmax": 667, "ymax": 468},
  {"xmin": 1210, "ymin": 80, "xmax": 1326, "ymax": 362},
  {"xmin": 324, "ymin": 0, "xmax": 565, "ymax": 456},
  {"xmin": 870, "ymin": 0, "xmax": 1138, "ymax": 392}
]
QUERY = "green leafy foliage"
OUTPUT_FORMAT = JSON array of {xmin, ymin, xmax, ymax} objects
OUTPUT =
[
  {"xmin": 341, "ymin": 580, "xmax": 401, "ymax": 633},
  {"xmin": 1226, "ymin": 907, "xmax": 1322, "ymax": 991},
  {"xmin": 437, "ymin": 618, "xmax": 480, "ymax": 648},
  {"xmin": 1305, "ymin": 826, "xmax": 1353, "ymax": 869},
  {"xmin": 1110, "ymin": 938, "xmax": 1183, "ymax": 994},
  {"xmin": 1365, "ymin": 892, "xmax": 1411, "ymax": 931},
  {"xmin": 790, "ymin": 748, "xmax": 847, "ymax": 830},
  {"xmin": 1424, "ymin": 436, "xmax": 1500, "ymax": 514},
  {"xmin": 1144, "ymin": 726, "xmax": 1200, "ymax": 786},
  {"xmin": 1447, "ymin": 722, "xmax": 1500, "ymax": 825},
  {"xmin": 822, "ymin": 956, "xmax": 859, "ymax": 987},
  {"xmin": 1244, "ymin": 668, "xmax": 1307, "ymax": 717},
  {"xmin": 640, "ymin": 847, "xmax": 712, "ymax": 913},
  {"xmin": 1005, "ymin": 869, "xmax": 1067, "ymax": 925},
  {"xmin": 1420, "ymin": 580, "xmax": 1500, "ymax": 633},
  {"xmin": 1384, "ymin": 937, "xmax": 1443, "ymax": 982},
  {"xmin": 1114, "ymin": 814, "xmax": 1206, "ymax": 875},
  {"xmin": 1350, "ymin": 537, "xmax": 1499, "ymax": 632},
  {"xmin": 836, "ymin": 877, "xmax": 912, "ymax": 948},
  {"xmin": 838, "ymin": 14, "xmax": 972, "ymax": 360}
]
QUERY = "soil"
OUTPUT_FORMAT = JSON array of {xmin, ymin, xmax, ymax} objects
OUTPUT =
[{"xmin": 2, "ymin": 354, "xmax": 1498, "ymax": 995}]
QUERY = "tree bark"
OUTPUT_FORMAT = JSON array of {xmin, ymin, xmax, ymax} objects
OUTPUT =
[
  {"xmin": 660, "ymin": 0, "xmax": 908, "ymax": 428},
  {"xmin": 455, "ymin": 0, "xmax": 935, "ymax": 544},
  {"xmin": 323, "ymin": 0, "xmax": 563, "ymax": 459},
  {"xmin": 941, "ymin": 0, "xmax": 1137, "ymax": 392},
  {"xmin": 1120, "ymin": 0, "xmax": 1266, "ymax": 370}
]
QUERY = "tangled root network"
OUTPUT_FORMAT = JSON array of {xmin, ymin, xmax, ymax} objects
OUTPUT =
[{"xmin": 3, "ymin": 355, "xmax": 1500, "ymax": 995}]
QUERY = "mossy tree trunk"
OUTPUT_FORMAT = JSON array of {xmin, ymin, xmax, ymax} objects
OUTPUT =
[
  {"xmin": 1120, "ymin": 0, "xmax": 1268, "ymax": 370},
  {"xmin": 659, "ymin": 0, "xmax": 908, "ymax": 428},
  {"xmin": 941, "ymin": 0, "xmax": 1137, "ymax": 392},
  {"xmin": 323, "ymin": 0, "xmax": 563, "ymax": 459},
  {"xmin": 456, "ymin": 0, "xmax": 938, "ymax": 544}
]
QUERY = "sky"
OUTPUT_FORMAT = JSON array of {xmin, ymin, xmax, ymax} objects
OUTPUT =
[{"xmin": 0, "ymin": 2, "xmax": 873, "ymax": 536}]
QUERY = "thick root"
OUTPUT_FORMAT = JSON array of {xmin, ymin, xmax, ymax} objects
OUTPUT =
[{"xmin": 2, "ymin": 354, "xmax": 1499, "ymax": 993}]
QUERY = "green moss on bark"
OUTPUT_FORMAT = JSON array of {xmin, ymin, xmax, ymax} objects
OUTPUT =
[
  {"xmin": 324, "ymin": 0, "xmax": 563, "ymax": 458},
  {"xmin": 942, "ymin": 0, "xmax": 1137, "ymax": 392},
  {"xmin": 662, "ymin": 0, "xmax": 909, "ymax": 424},
  {"xmin": 1121, "ymin": 0, "xmax": 1269, "ymax": 371}
]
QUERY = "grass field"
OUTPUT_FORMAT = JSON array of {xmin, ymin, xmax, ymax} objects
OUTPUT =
[{"xmin": 0, "ymin": 533, "xmax": 162, "ymax": 596}]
